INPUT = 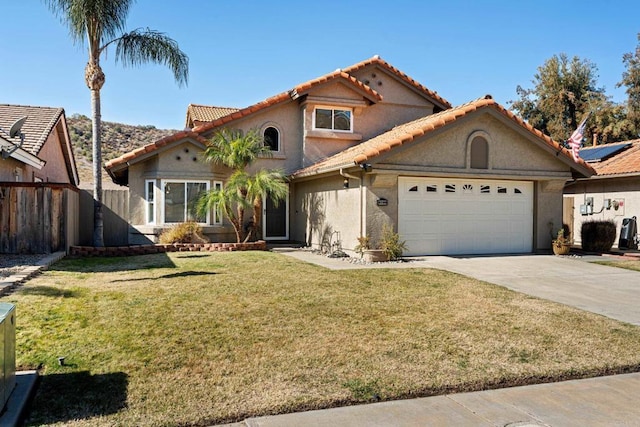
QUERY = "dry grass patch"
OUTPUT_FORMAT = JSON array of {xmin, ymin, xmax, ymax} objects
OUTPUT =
[
  {"xmin": 593, "ymin": 259, "xmax": 640, "ymax": 272},
  {"xmin": 6, "ymin": 251, "xmax": 640, "ymax": 426}
]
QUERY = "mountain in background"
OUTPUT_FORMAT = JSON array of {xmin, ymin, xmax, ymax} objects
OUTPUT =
[{"xmin": 67, "ymin": 114, "xmax": 178, "ymax": 188}]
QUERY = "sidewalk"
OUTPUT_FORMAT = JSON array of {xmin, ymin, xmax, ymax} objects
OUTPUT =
[{"xmin": 238, "ymin": 372, "xmax": 640, "ymax": 426}]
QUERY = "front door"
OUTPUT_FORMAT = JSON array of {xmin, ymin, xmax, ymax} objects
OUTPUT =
[{"xmin": 263, "ymin": 191, "xmax": 288, "ymax": 240}]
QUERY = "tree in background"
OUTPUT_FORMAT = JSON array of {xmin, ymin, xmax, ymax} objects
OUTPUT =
[
  {"xmin": 510, "ymin": 54, "xmax": 605, "ymax": 143},
  {"xmin": 619, "ymin": 33, "xmax": 640, "ymax": 137},
  {"xmin": 44, "ymin": 0, "xmax": 189, "ymax": 246},
  {"xmin": 198, "ymin": 129, "xmax": 288, "ymax": 243}
]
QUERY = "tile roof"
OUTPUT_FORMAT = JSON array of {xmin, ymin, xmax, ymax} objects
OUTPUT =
[
  {"xmin": 292, "ymin": 95, "xmax": 595, "ymax": 178},
  {"xmin": 105, "ymin": 130, "xmax": 209, "ymax": 171},
  {"xmin": 185, "ymin": 104, "xmax": 240, "ymax": 128},
  {"xmin": 0, "ymin": 104, "xmax": 64, "ymax": 156},
  {"xmin": 192, "ymin": 69, "xmax": 385, "ymax": 134},
  {"xmin": 587, "ymin": 139, "xmax": 640, "ymax": 177},
  {"xmin": 106, "ymin": 56, "xmax": 451, "ymax": 172}
]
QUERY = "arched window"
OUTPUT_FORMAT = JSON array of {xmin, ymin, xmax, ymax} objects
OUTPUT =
[
  {"xmin": 470, "ymin": 136, "xmax": 489, "ymax": 169},
  {"xmin": 264, "ymin": 127, "xmax": 279, "ymax": 151}
]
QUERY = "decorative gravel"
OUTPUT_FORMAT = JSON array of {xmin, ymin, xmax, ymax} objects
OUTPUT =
[{"xmin": 0, "ymin": 254, "xmax": 48, "ymax": 278}]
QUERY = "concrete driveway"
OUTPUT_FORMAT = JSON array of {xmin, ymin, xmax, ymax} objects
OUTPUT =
[
  {"xmin": 420, "ymin": 254, "xmax": 640, "ymax": 326},
  {"xmin": 277, "ymin": 249, "xmax": 640, "ymax": 325}
]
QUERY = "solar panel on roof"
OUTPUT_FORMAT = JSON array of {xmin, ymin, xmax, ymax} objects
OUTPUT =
[{"xmin": 579, "ymin": 143, "xmax": 631, "ymax": 162}]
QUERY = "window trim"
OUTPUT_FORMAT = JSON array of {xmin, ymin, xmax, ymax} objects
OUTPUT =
[
  {"xmin": 160, "ymin": 179, "xmax": 210, "ymax": 225},
  {"xmin": 312, "ymin": 106, "xmax": 353, "ymax": 133},
  {"xmin": 263, "ymin": 126, "xmax": 280, "ymax": 152},
  {"xmin": 212, "ymin": 181, "xmax": 223, "ymax": 225},
  {"xmin": 145, "ymin": 179, "xmax": 156, "ymax": 224}
]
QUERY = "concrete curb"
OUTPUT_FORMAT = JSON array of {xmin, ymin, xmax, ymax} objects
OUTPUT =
[{"xmin": 0, "ymin": 371, "xmax": 38, "ymax": 427}]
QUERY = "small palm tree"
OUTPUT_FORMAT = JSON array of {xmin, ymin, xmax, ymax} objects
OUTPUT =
[
  {"xmin": 44, "ymin": 0, "xmax": 189, "ymax": 246},
  {"xmin": 198, "ymin": 129, "xmax": 287, "ymax": 243}
]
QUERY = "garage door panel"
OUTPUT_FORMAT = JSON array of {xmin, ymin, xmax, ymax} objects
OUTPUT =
[{"xmin": 398, "ymin": 177, "xmax": 533, "ymax": 256}]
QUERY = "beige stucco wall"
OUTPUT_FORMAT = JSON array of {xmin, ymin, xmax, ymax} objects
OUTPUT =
[
  {"xmin": 200, "ymin": 102, "xmax": 304, "ymax": 176},
  {"xmin": 127, "ymin": 139, "xmax": 238, "ymax": 244},
  {"xmin": 36, "ymin": 130, "xmax": 73, "ymax": 183},
  {"xmin": 291, "ymin": 175, "xmax": 363, "ymax": 251},
  {"xmin": 0, "ymin": 157, "xmax": 25, "ymax": 182},
  {"xmin": 564, "ymin": 177, "xmax": 640, "ymax": 248},
  {"xmin": 294, "ymin": 110, "xmax": 576, "ymax": 254}
]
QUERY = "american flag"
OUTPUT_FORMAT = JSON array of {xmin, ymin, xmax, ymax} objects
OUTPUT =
[{"xmin": 568, "ymin": 115, "xmax": 589, "ymax": 162}]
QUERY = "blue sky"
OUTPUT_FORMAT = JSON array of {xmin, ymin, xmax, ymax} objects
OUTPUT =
[{"xmin": 1, "ymin": 1, "xmax": 638, "ymax": 130}]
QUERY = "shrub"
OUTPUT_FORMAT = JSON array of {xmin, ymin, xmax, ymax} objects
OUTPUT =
[
  {"xmin": 379, "ymin": 224, "xmax": 407, "ymax": 261},
  {"xmin": 581, "ymin": 220, "xmax": 616, "ymax": 252},
  {"xmin": 158, "ymin": 222, "xmax": 209, "ymax": 244}
]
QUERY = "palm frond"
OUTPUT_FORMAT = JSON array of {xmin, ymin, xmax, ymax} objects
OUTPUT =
[
  {"xmin": 44, "ymin": 0, "xmax": 131, "ymax": 45},
  {"xmin": 112, "ymin": 28, "xmax": 189, "ymax": 86}
]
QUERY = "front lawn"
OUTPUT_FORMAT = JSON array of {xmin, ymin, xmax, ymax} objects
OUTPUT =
[
  {"xmin": 593, "ymin": 259, "xmax": 640, "ymax": 272},
  {"xmin": 6, "ymin": 251, "xmax": 640, "ymax": 426}
]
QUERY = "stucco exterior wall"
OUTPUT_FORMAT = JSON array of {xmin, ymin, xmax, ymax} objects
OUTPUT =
[
  {"xmin": 384, "ymin": 113, "xmax": 569, "ymax": 174},
  {"xmin": 292, "ymin": 176, "xmax": 362, "ymax": 251},
  {"xmin": 0, "ymin": 157, "xmax": 25, "ymax": 182},
  {"xmin": 126, "ymin": 140, "xmax": 239, "ymax": 244},
  {"xmin": 564, "ymin": 177, "xmax": 640, "ymax": 248},
  {"xmin": 200, "ymin": 102, "xmax": 304, "ymax": 175},
  {"xmin": 36, "ymin": 131, "xmax": 72, "ymax": 183}
]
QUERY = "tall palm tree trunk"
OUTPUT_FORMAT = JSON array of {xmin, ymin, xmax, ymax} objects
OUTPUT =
[
  {"xmin": 86, "ymin": 58, "xmax": 106, "ymax": 247},
  {"xmin": 91, "ymin": 87, "xmax": 104, "ymax": 247}
]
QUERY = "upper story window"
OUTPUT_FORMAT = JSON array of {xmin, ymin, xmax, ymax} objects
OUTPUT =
[
  {"xmin": 264, "ymin": 126, "xmax": 280, "ymax": 151},
  {"xmin": 314, "ymin": 107, "xmax": 352, "ymax": 132}
]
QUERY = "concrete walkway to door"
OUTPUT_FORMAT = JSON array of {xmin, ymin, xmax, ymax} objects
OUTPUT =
[{"xmin": 274, "ymin": 248, "xmax": 640, "ymax": 325}]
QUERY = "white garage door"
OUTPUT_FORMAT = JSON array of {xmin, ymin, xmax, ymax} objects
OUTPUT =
[{"xmin": 398, "ymin": 177, "xmax": 533, "ymax": 256}]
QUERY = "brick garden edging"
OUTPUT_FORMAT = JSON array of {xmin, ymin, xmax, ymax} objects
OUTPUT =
[{"xmin": 69, "ymin": 240, "xmax": 267, "ymax": 257}]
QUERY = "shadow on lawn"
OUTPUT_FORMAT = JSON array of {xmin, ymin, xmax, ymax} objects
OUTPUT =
[
  {"xmin": 18, "ymin": 286, "xmax": 81, "ymax": 298},
  {"xmin": 49, "ymin": 253, "xmax": 176, "ymax": 273},
  {"xmin": 26, "ymin": 371, "xmax": 128, "ymax": 425},
  {"xmin": 110, "ymin": 270, "xmax": 218, "ymax": 282}
]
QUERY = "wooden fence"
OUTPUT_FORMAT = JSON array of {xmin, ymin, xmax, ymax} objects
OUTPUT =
[
  {"xmin": 78, "ymin": 189, "xmax": 130, "ymax": 246},
  {"xmin": 0, "ymin": 183, "xmax": 79, "ymax": 254}
]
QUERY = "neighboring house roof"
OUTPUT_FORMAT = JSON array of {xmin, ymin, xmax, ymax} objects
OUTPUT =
[
  {"xmin": 581, "ymin": 139, "xmax": 640, "ymax": 178},
  {"xmin": 292, "ymin": 95, "xmax": 596, "ymax": 178},
  {"xmin": 185, "ymin": 104, "xmax": 240, "ymax": 128},
  {"xmin": 0, "ymin": 104, "xmax": 62, "ymax": 157},
  {"xmin": 0, "ymin": 104, "xmax": 78, "ymax": 184}
]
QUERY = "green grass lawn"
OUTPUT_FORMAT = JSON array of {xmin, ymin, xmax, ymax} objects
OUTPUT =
[
  {"xmin": 6, "ymin": 251, "xmax": 640, "ymax": 426},
  {"xmin": 593, "ymin": 259, "xmax": 640, "ymax": 272}
]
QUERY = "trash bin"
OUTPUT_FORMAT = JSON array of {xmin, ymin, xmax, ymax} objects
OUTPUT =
[
  {"xmin": 0, "ymin": 303, "xmax": 15, "ymax": 411},
  {"xmin": 618, "ymin": 216, "xmax": 638, "ymax": 250}
]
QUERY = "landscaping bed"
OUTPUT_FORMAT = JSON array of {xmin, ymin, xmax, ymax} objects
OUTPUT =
[{"xmin": 5, "ymin": 251, "xmax": 640, "ymax": 426}]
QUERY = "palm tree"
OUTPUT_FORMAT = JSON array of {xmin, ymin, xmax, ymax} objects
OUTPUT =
[
  {"xmin": 198, "ymin": 129, "xmax": 287, "ymax": 243},
  {"xmin": 44, "ymin": 0, "xmax": 189, "ymax": 246}
]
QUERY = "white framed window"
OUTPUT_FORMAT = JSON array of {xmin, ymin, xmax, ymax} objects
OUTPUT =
[
  {"xmin": 313, "ymin": 107, "xmax": 353, "ymax": 132},
  {"xmin": 161, "ymin": 180, "xmax": 210, "ymax": 224},
  {"xmin": 145, "ymin": 179, "xmax": 156, "ymax": 224},
  {"xmin": 212, "ymin": 181, "xmax": 223, "ymax": 225}
]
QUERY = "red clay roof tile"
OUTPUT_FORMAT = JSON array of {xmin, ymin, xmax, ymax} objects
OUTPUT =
[{"xmin": 105, "ymin": 131, "xmax": 208, "ymax": 170}]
